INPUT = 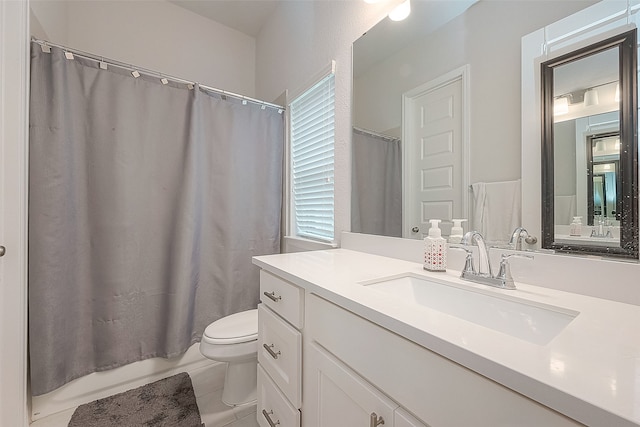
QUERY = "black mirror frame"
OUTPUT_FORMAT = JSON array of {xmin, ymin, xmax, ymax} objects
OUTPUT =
[{"xmin": 541, "ymin": 28, "xmax": 638, "ymax": 259}]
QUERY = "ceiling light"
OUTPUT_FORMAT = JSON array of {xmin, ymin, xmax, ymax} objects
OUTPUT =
[
  {"xmin": 584, "ymin": 89, "xmax": 599, "ymax": 107},
  {"xmin": 615, "ymin": 83, "xmax": 620, "ymax": 103},
  {"xmin": 554, "ymin": 97, "xmax": 568, "ymax": 116},
  {"xmin": 389, "ymin": 0, "xmax": 411, "ymax": 21},
  {"xmin": 364, "ymin": 0, "xmax": 381, "ymax": 3}
]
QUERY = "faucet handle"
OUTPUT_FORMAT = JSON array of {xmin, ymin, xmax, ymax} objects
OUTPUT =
[
  {"xmin": 496, "ymin": 253, "xmax": 534, "ymax": 289},
  {"xmin": 449, "ymin": 244, "xmax": 476, "ymax": 275}
]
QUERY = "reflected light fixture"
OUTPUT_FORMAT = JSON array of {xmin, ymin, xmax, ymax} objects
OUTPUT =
[
  {"xmin": 615, "ymin": 138, "xmax": 621, "ymax": 149},
  {"xmin": 584, "ymin": 88, "xmax": 599, "ymax": 107},
  {"xmin": 615, "ymin": 83, "xmax": 620, "ymax": 102},
  {"xmin": 364, "ymin": 0, "xmax": 381, "ymax": 3},
  {"xmin": 389, "ymin": 0, "xmax": 411, "ymax": 21},
  {"xmin": 594, "ymin": 140, "xmax": 605, "ymax": 153},
  {"xmin": 554, "ymin": 97, "xmax": 569, "ymax": 116}
]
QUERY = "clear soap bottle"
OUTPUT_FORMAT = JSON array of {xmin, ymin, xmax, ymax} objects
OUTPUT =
[
  {"xmin": 569, "ymin": 216, "xmax": 582, "ymax": 236},
  {"xmin": 449, "ymin": 219, "xmax": 467, "ymax": 244},
  {"xmin": 424, "ymin": 219, "xmax": 447, "ymax": 272}
]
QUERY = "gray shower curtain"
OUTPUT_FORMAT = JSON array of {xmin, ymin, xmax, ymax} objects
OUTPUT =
[
  {"xmin": 351, "ymin": 128, "xmax": 402, "ymax": 237},
  {"xmin": 28, "ymin": 43, "xmax": 284, "ymax": 396}
]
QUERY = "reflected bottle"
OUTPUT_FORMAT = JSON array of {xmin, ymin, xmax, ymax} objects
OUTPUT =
[{"xmin": 569, "ymin": 216, "xmax": 582, "ymax": 237}]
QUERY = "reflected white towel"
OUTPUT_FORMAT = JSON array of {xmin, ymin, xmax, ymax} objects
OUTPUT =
[
  {"xmin": 554, "ymin": 195, "xmax": 577, "ymax": 225},
  {"xmin": 471, "ymin": 180, "xmax": 521, "ymax": 244}
]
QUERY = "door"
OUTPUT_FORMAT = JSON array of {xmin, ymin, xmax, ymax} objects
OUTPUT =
[
  {"xmin": 403, "ymin": 67, "xmax": 469, "ymax": 239},
  {"xmin": 0, "ymin": 1, "xmax": 29, "ymax": 426},
  {"xmin": 303, "ymin": 342, "xmax": 397, "ymax": 427}
]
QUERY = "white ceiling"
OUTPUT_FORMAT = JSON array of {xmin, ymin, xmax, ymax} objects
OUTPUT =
[{"xmin": 169, "ymin": 0, "xmax": 282, "ymax": 37}]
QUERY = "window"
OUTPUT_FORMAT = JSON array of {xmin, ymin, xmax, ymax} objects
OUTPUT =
[{"xmin": 289, "ymin": 72, "xmax": 335, "ymax": 242}]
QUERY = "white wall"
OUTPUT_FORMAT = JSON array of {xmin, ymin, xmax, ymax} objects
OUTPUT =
[
  {"xmin": 353, "ymin": 0, "xmax": 597, "ymax": 185},
  {"xmin": 255, "ymin": 0, "xmax": 403, "ymax": 247},
  {"xmin": 30, "ymin": 0, "xmax": 257, "ymax": 97}
]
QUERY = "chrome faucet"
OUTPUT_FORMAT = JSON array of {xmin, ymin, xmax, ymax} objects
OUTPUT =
[
  {"xmin": 508, "ymin": 227, "xmax": 538, "ymax": 250},
  {"xmin": 461, "ymin": 231, "xmax": 492, "ymax": 277},
  {"xmin": 452, "ymin": 231, "xmax": 533, "ymax": 290}
]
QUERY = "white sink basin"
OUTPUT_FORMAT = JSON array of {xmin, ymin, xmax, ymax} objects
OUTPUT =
[{"xmin": 361, "ymin": 274, "xmax": 578, "ymax": 345}]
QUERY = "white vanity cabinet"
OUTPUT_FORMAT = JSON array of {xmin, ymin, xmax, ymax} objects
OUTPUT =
[
  {"xmin": 256, "ymin": 266, "xmax": 584, "ymax": 427},
  {"xmin": 304, "ymin": 341, "xmax": 428, "ymax": 427},
  {"xmin": 304, "ymin": 293, "xmax": 583, "ymax": 427},
  {"xmin": 257, "ymin": 270, "xmax": 304, "ymax": 427}
]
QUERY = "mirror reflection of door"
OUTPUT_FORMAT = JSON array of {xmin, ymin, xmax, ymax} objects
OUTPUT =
[
  {"xmin": 587, "ymin": 134, "xmax": 620, "ymax": 226},
  {"xmin": 402, "ymin": 71, "xmax": 467, "ymax": 239}
]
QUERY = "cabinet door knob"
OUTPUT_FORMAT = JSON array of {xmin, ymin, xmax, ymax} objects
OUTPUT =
[
  {"xmin": 262, "ymin": 409, "xmax": 280, "ymax": 427},
  {"xmin": 263, "ymin": 291, "xmax": 282, "ymax": 302},
  {"xmin": 370, "ymin": 412, "xmax": 385, "ymax": 427},
  {"xmin": 0, "ymin": 246, "xmax": 5, "ymax": 257},
  {"xmin": 263, "ymin": 343, "xmax": 281, "ymax": 360}
]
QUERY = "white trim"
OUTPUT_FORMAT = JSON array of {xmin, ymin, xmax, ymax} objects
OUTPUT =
[
  {"xmin": 287, "ymin": 60, "xmax": 336, "ymax": 103},
  {"xmin": 401, "ymin": 65, "xmax": 471, "ymax": 238},
  {"xmin": 0, "ymin": 0, "xmax": 30, "ymax": 426},
  {"xmin": 283, "ymin": 236, "xmax": 338, "ymax": 253}
]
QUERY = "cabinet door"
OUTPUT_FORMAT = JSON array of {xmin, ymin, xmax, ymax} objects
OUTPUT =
[{"xmin": 303, "ymin": 342, "xmax": 397, "ymax": 427}]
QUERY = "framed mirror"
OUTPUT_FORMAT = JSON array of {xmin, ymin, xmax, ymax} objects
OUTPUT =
[{"xmin": 541, "ymin": 28, "xmax": 638, "ymax": 258}]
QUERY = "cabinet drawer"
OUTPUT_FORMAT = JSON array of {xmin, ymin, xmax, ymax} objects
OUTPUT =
[
  {"xmin": 260, "ymin": 270, "xmax": 304, "ymax": 328},
  {"xmin": 258, "ymin": 304, "xmax": 302, "ymax": 408},
  {"xmin": 258, "ymin": 365, "xmax": 300, "ymax": 427},
  {"xmin": 395, "ymin": 408, "xmax": 430, "ymax": 427}
]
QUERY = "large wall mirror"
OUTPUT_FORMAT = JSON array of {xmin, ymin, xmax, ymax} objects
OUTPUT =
[
  {"xmin": 540, "ymin": 29, "xmax": 638, "ymax": 259},
  {"xmin": 351, "ymin": 0, "xmax": 598, "ymax": 242}
]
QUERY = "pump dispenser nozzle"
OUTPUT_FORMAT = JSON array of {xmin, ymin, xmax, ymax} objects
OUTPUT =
[
  {"xmin": 449, "ymin": 218, "xmax": 467, "ymax": 244},
  {"xmin": 428, "ymin": 219, "xmax": 442, "ymax": 237}
]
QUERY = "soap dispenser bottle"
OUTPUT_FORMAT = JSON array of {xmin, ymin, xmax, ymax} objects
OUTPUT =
[
  {"xmin": 449, "ymin": 219, "xmax": 467, "ymax": 244},
  {"xmin": 569, "ymin": 216, "xmax": 582, "ymax": 236},
  {"xmin": 424, "ymin": 219, "xmax": 447, "ymax": 272}
]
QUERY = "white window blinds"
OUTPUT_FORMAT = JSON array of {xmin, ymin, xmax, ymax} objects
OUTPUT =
[{"xmin": 290, "ymin": 72, "xmax": 335, "ymax": 242}]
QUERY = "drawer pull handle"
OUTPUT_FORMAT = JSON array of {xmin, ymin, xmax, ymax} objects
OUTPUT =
[
  {"xmin": 263, "ymin": 291, "xmax": 282, "ymax": 302},
  {"xmin": 370, "ymin": 412, "xmax": 385, "ymax": 427},
  {"xmin": 262, "ymin": 409, "xmax": 281, "ymax": 427},
  {"xmin": 263, "ymin": 343, "xmax": 281, "ymax": 359}
]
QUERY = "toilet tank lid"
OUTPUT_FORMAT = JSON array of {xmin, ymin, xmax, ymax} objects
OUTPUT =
[{"xmin": 203, "ymin": 309, "xmax": 258, "ymax": 343}]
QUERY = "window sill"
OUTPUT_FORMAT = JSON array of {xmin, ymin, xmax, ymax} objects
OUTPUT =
[{"xmin": 283, "ymin": 236, "xmax": 338, "ymax": 253}]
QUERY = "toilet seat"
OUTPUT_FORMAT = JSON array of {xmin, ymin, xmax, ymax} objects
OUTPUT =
[{"xmin": 203, "ymin": 309, "xmax": 258, "ymax": 345}]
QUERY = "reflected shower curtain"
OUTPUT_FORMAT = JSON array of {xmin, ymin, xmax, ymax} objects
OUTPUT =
[
  {"xmin": 28, "ymin": 43, "xmax": 284, "ymax": 395},
  {"xmin": 351, "ymin": 128, "xmax": 402, "ymax": 237}
]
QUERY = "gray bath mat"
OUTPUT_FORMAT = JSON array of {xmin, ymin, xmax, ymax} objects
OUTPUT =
[{"xmin": 68, "ymin": 372, "xmax": 204, "ymax": 427}]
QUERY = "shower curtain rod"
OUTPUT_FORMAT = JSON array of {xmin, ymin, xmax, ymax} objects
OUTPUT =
[
  {"xmin": 353, "ymin": 126, "xmax": 400, "ymax": 142},
  {"xmin": 31, "ymin": 38, "xmax": 285, "ymax": 111}
]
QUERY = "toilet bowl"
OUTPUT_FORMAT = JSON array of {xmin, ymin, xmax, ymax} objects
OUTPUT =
[{"xmin": 199, "ymin": 308, "xmax": 258, "ymax": 406}]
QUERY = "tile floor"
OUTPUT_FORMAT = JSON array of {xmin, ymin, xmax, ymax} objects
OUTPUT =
[{"xmin": 30, "ymin": 362, "xmax": 259, "ymax": 427}]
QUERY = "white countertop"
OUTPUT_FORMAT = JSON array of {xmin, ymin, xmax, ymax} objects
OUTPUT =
[{"xmin": 253, "ymin": 248, "xmax": 640, "ymax": 427}]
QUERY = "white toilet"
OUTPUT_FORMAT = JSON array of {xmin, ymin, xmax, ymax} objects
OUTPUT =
[{"xmin": 199, "ymin": 309, "xmax": 258, "ymax": 406}]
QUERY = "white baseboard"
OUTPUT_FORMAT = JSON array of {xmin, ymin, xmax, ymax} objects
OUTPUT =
[{"xmin": 31, "ymin": 343, "xmax": 217, "ymax": 421}]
